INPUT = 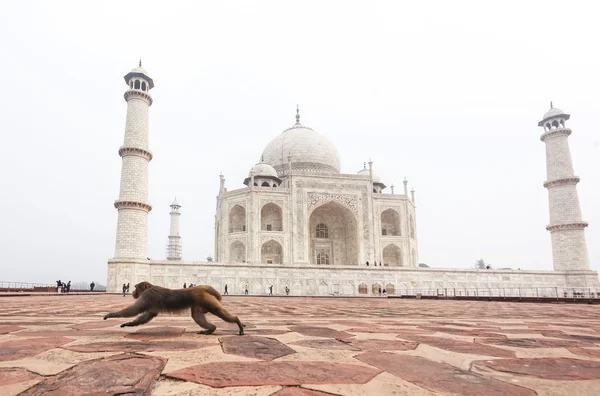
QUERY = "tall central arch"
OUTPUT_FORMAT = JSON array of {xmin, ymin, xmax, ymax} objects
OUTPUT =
[{"xmin": 308, "ymin": 201, "xmax": 358, "ymax": 265}]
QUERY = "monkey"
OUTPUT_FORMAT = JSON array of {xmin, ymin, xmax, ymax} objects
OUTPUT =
[{"xmin": 103, "ymin": 281, "xmax": 245, "ymax": 335}]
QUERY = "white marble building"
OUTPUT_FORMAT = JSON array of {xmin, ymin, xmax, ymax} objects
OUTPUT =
[
  {"xmin": 214, "ymin": 107, "xmax": 417, "ymax": 269},
  {"xmin": 106, "ymin": 65, "xmax": 600, "ymax": 295}
]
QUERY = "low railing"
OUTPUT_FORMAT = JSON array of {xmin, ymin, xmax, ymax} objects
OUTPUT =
[
  {"xmin": 0, "ymin": 281, "xmax": 53, "ymax": 290},
  {"xmin": 0, "ymin": 281, "xmax": 103, "ymax": 292},
  {"xmin": 388, "ymin": 287, "xmax": 599, "ymax": 299}
]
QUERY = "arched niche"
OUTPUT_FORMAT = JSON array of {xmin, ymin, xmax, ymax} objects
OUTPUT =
[
  {"xmin": 228, "ymin": 205, "xmax": 246, "ymax": 233},
  {"xmin": 229, "ymin": 241, "xmax": 246, "ymax": 263},
  {"xmin": 372, "ymin": 283, "xmax": 382, "ymax": 294},
  {"xmin": 382, "ymin": 244, "xmax": 403, "ymax": 267},
  {"xmin": 381, "ymin": 208, "xmax": 401, "ymax": 236},
  {"xmin": 358, "ymin": 283, "xmax": 368, "ymax": 294},
  {"xmin": 261, "ymin": 203, "xmax": 283, "ymax": 231},
  {"xmin": 261, "ymin": 239, "xmax": 283, "ymax": 264}
]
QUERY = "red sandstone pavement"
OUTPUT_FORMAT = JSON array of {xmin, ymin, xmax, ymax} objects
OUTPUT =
[{"xmin": 0, "ymin": 295, "xmax": 599, "ymax": 395}]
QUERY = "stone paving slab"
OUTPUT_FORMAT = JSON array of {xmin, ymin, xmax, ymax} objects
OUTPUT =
[{"xmin": 0, "ymin": 295, "xmax": 599, "ymax": 395}]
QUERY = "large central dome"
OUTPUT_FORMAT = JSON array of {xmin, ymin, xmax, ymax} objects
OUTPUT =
[{"xmin": 261, "ymin": 110, "xmax": 341, "ymax": 175}]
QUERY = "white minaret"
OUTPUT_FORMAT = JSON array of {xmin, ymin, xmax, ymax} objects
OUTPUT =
[
  {"xmin": 113, "ymin": 62, "xmax": 154, "ymax": 260},
  {"xmin": 538, "ymin": 103, "xmax": 590, "ymax": 272},
  {"xmin": 166, "ymin": 198, "xmax": 182, "ymax": 260}
]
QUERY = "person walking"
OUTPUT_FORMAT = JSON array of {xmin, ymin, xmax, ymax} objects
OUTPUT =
[{"xmin": 224, "ymin": 284, "xmax": 228, "ymax": 295}]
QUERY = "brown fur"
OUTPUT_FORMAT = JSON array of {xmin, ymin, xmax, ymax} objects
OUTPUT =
[{"xmin": 104, "ymin": 281, "xmax": 245, "ymax": 335}]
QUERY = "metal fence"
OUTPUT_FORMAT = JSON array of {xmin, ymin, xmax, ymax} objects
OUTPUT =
[
  {"xmin": 391, "ymin": 287, "xmax": 598, "ymax": 299},
  {"xmin": 0, "ymin": 281, "xmax": 100, "ymax": 292},
  {"xmin": 0, "ymin": 281, "xmax": 53, "ymax": 289}
]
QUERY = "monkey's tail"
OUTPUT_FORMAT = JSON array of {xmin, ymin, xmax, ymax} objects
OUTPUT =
[{"xmin": 203, "ymin": 285, "xmax": 223, "ymax": 301}]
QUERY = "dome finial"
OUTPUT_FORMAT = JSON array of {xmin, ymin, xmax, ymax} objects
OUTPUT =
[
  {"xmin": 139, "ymin": 59, "xmax": 142, "ymax": 67},
  {"xmin": 295, "ymin": 104, "xmax": 300, "ymax": 125},
  {"xmin": 550, "ymin": 101, "xmax": 553, "ymax": 109},
  {"xmin": 363, "ymin": 162, "xmax": 366, "ymax": 169},
  {"xmin": 261, "ymin": 155, "xmax": 264, "ymax": 162}
]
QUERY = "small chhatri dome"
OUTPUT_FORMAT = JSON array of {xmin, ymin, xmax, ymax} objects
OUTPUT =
[
  {"xmin": 243, "ymin": 159, "xmax": 281, "ymax": 186},
  {"xmin": 124, "ymin": 62, "xmax": 155, "ymax": 89},
  {"xmin": 543, "ymin": 107, "xmax": 565, "ymax": 119},
  {"xmin": 249, "ymin": 161, "xmax": 278, "ymax": 178},
  {"xmin": 357, "ymin": 162, "xmax": 381, "ymax": 183},
  {"xmin": 261, "ymin": 106, "xmax": 341, "ymax": 175},
  {"xmin": 538, "ymin": 102, "xmax": 570, "ymax": 126},
  {"xmin": 170, "ymin": 198, "xmax": 181, "ymax": 207}
]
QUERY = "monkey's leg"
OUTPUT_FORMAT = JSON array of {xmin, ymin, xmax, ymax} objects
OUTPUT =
[
  {"xmin": 120, "ymin": 311, "xmax": 158, "ymax": 328},
  {"xmin": 104, "ymin": 300, "xmax": 147, "ymax": 320},
  {"xmin": 209, "ymin": 306, "xmax": 245, "ymax": 336},
  {"xmin": 192, "ymin": 305, "xmax": 217, "ymax": 335}
]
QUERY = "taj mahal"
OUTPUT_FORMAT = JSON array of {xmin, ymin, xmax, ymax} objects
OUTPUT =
[{"xmin": 106, "ymin": 64, "xmax": 600, "ymax": 295}]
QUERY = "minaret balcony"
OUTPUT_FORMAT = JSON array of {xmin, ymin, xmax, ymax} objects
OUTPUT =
[
  {"xmin": 540, "ymin": 128, "xmax": 571, "ymax": 142},
  {"xmin": 124, "ymin": 89, "xmax": 153, "ymax": 105},
  {"xmin": 546, "ymin": 222, "xmax": 588, "ymax": 232},
  {"xmin": 114, "ymin": 200, "xmax": 152, "ymax": 212},
  {"xmin": 543, "ymin": 177, "xmax": 580, "ymax": 189},
  {"xmin": 118, "ymin": 146, "xmax": 153, "ymax": 161}
]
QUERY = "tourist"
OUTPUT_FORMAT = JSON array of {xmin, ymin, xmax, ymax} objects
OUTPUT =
[
  {"xmin": 285, "ymin": 286, "xmax": 290, "ymax": 295},
  {"xmin": 66, "ymin": 281, "xmax": 71, "ymax": 293},
  {"xmin": 126, "ymin": 283, "xmax": 130, "ymax": 293},
  {"xmin": 244, "ymin": 285, "xmax": 248, "ymax": 295},
  {"xmin": 269, "ymin": 285, "xmax": 273, "ymax": 295},
  {"xmin": 90, "ymin": 281, "xmax": 95, "ymax": 292},
  {"xmin": 122, "ymin": 284, "xmax": 127, "ymax": 297},
  {"xmin": 183, "ymin": 282, "xmax": 187, "ymax": 288},
  {"xmin": 224, "ymin": 284, "xmax": 228, "ymax": 295},
  {"xmin": 56, "ymin": 280, "xmax": 62, "ymax": 294}
]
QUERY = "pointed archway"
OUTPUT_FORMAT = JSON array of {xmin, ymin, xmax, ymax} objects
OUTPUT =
[
  {"xmin": 229, "ymin": 205, "xmax": 246, "ymax": 233},
  {"xmin": 308, "ymin": 201, "xmax": 358, "ymax": 265},
  {"xmin": 261, "ymin": 239, "xmax": 283, "ymax": 264},
  {"xmin": 229, "ymin": 241, "xmax": 246, "ymax": 263},
  {"xmin": 381, "ymin": 208, "xmax": 401, "ymax": 236},
  {"xmin": 261, "ymin": 203, "xmax": 283, "ymax": 231},
  {"xmin": 382, "ymin": 244, "xmax": 403, "ymax": 267}
]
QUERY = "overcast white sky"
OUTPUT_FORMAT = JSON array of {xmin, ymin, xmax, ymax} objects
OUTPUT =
[{"xmin": 1, "ymin": 1, "xmax": 598, "ymax": 285}]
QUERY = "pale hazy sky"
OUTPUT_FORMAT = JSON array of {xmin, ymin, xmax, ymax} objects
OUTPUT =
[{"xmin": 1, "ymin": 1, "xmax": 598, "ymax": 285}]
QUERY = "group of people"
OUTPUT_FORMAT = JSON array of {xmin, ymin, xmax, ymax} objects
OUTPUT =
[
  {"xmin": 56, "ymin": 280, "xmax": 71, "ymax": 293},
  {"xmin": 365, "ymin": 261, "xmax": 385, "ymax": 267},
  {"xmin": 230, "ymin": 284, "xmax": 290, "ymax": 296},
  {"xmin": 181, "ymin": 282, "xmax": 290, "ymax": 296},
  {"xmin": 122, "ymin": 283, "xmax": 130, "ymax": 297}
]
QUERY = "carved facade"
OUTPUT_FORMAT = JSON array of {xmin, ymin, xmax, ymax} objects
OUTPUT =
[{"xmin": 215, "ymin": 173, "xmax": 418, "ymax": 268}]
